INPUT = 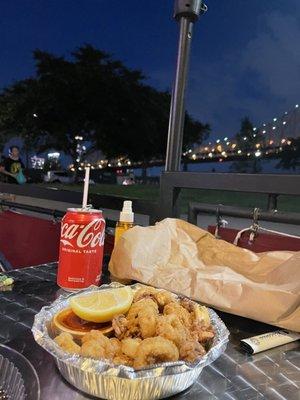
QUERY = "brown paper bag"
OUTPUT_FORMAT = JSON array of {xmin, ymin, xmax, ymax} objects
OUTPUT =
[{"xmin": 109, "ymin": 218, "xmax": 300, "ymax": 332}]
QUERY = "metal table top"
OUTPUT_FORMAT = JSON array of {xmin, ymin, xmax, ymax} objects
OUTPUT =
[{"xmin": 0, "ymin": 264, "xmax": 299, "ymax": 400}]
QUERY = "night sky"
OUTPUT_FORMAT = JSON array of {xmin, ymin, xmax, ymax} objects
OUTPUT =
[{"xmin": 1, "ymin": 0, "xmax": 300, "ymax": 140}]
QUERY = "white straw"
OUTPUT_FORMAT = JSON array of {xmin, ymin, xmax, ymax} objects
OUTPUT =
[{"xmin": 82, "ymin": 166, "xmax": 90, "ymax": 209}]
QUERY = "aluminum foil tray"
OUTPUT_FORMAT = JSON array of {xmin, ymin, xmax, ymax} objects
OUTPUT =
[{"xmin": 32, "ymin": 283, "xmax": 229, "ymax": 400}]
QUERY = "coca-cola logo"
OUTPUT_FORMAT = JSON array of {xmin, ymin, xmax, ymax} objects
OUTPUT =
[{"xmin": 60, "ymin": 218, "xmax": 105, "ymax": 248}]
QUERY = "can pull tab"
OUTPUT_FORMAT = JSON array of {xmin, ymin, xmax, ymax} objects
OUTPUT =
[{"xmin": 81, "ymin": 204, "xmax": 93, "ymax": 211}]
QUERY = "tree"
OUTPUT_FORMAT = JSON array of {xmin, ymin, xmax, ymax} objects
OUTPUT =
[
  {"xmin": 230, "ymin": 117, "xmax": 263, "ymax": 173},
  {"xmin": 277, "ymin": 138, "xmax": 300, "ymax": 170},
  {"xmin": 0, "ymin": 45, "xmax": 209, "ymax": 169}
]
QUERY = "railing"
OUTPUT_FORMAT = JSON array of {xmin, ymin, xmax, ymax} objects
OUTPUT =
[
  {"xmin": 0, "ymin": 182, "xmax": 159, "ymax": 225},
  {"xmin": 1, "ymin": 172, "xmax": 300, "ymax": 227},
  {"xmin": 159, "ymin": 172, "xmax": 300, "ymax": 225}
]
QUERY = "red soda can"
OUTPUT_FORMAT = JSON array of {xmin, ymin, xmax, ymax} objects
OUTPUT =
[{"xmin": 57, "ymin": 208, "xmax": 105, "ymax": 291}]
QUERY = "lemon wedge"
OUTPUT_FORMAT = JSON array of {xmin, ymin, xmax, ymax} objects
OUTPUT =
[{"xmin": 69, "ymin": 287, "xmax": 133, "ymax": 323}]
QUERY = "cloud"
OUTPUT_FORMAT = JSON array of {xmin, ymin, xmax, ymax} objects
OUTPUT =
[
  {"xmin": 179, "ymin": 6, "xmax": 300, "ymax": 138},
  {"xmin": 242, "ymin": 11, "xmax": 300, "ymax": 100}
]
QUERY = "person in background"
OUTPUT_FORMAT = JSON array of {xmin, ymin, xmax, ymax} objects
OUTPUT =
[{"xmin": 0, "ymin": 146, "xmax": 26, "ymax": 184}]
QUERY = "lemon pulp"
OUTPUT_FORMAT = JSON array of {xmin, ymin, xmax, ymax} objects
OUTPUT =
[{"xmin": 70, "ymin": 287, "xmax": 133, "ymax": 322}]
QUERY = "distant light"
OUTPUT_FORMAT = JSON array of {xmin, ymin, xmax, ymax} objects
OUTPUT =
[
  {"xmin": 287, "ymin": 140, "xmax": 292, "ymax": 145},
  {"xmin": 216, "ymin": 145, "xmax": 222, "ymax": 152},
  {"xmin": 247, "ymin": 152, "xmax": 251, "ymax": 156},
  {"xmin": 243, "ymin": 137, "xmax": 247, "ymax": 141},
  {"xmin": 82, "ymin": 145, "xmax": 86, "ymax": 150},
  {"xmin": 127, "ymin": 160, "xmax": 131, "ymax": 165},
  {"xmin": 237, "ymin": 150, "xmax": 242, "ymax": 154},
  {"xmin": 33, "ymin": 113, "xmax": 38, "ymax": 118},
  {"xmin": 204, "ymin": 147, "xmax": 209, "ymax": 151},
  {"xmin": 76, "ymin": 158, "xmax": 80, "ymax": 162},
  {"xmin": 273, "ymin": 118, "xmax": 277, "ymax": 122},
  {"xmin": 255, "ymin": 150, "xmax": 261, "ymax": 157},
  {"xmin": 219, "ymin": 158, "xmax": 223, "ymax": 162},
  {"xmin": 279, "ymin": 147, "xmax": 283, "ymax": 151},
  {"xmin": 253, "ymin": 127, "xmax": 257, "ymax": 131},
  {"xmin": 295, "ymin": 104, "xmax": 299, "ymax": 108},
  {"xmin": 208, "ymin": 152, "xmax": 213, "ymax": 158},
  {"xmin": 226, "ymin": 141, "xmax": 230, "ymax": 145},
  {"xmin": 283, "ymin": 121, "xmax": 287, "ymax": 125},
  {"xmin": 221, "ymin": 151, "xmax": 226, "ymax": 156},
  {"xmin": 265, "ymin": 151, "xmax": 269, "ymax": 155},
  {"xmin": 231, "ymin": 143, "xmax": 236, "ymax": 149},
  {"xmin": 262, "ymin": 130, "xmax": 266, "ymax": 134},
  {"xmin": 108, "ymin": 163, "xmax": 112, "ymax": 167},
  {"xmin": 281, "ymin": 138, "xmax": 286, "ymax": 144},
  {"xmin": 188, "ymin": 149, "xmax": 192, "ymax": 153},
  {"xmin": 224, "ymin": 137, "xmax": 228, "ymax": 141},
  {"xmin": 284, "ymin": 111, "xmax": 288, "ymax": 114},
  {"xmin": 99, "ymin": 165, "xmax": 103, "ymax": 169},
  {"xmin": 192, "ymin": 154, "xmax": 197, "ymax": 160},
  {"xmin": 269, "ymin": 140, "xmax": 274, "ymax": 145},
  {"xmin": 78, "ymin": 167, "xmax": 82, "ymax": 170},
  {"xmin": 272, "ymin": 126, "xmax": 276, "ymax": 130},
  {"xmin": 91, "ymin": 166, "xmax": 95, "ymax": 169},
  {"xmin": 263, "ymin": 123, "xmax": 266, "ymax": 127},
  {"xmin": 48, "ymin": 152, "xmax": 60, "ymax": 159},
  {"xmin": 87, "ymin": 163, "xmax": 91, "ymax": 167},
  {"xmin": 216, "ymin": 139, "xmax": 220, "ymax": 144},
  {"xmin": 70, "ymin": 167, "xmax": 75, "ymax": 172},
  {"xmin": 255, "ymin": 143, "xmax": 261, "ymax": 148},
  {"xmin": 117, "ymin": 161, "xmax": 122, "ymax": 166},
  {"xmin": 253, "ymin": 134, "xmax": 256, "ymax": 137}
]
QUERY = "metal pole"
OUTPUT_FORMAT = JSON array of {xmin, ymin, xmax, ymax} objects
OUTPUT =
[{"xmin": 165, "ymin": 0, "xmax": 206, "ymax": 172}]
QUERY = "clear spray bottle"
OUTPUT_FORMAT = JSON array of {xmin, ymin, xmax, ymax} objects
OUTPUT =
[{"xmin": 114, "ymin": 200, "xmax": 134, "ymax": 245}]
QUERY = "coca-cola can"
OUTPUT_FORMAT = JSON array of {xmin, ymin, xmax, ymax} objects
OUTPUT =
[{"xmin": 57, "ymin": 208, "xmax": 105, "ymax": 291}]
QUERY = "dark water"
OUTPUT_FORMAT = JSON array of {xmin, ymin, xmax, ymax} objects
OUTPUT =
[{"xmin": 134, "ymin": 159, "xmax": 300, "ymax": 177}]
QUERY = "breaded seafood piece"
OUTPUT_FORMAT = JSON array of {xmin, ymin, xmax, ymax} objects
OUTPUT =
[
  {"xmin": 134, "ymin": 337, "xmax": 179, "ymax": 369},
  {"xmin": 54, "ymin": 332, "xmax": 81, "ymax": 355},
  {"xmin": 121, "ymin": 338, "xmax": 142, "ymax": 359}
]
